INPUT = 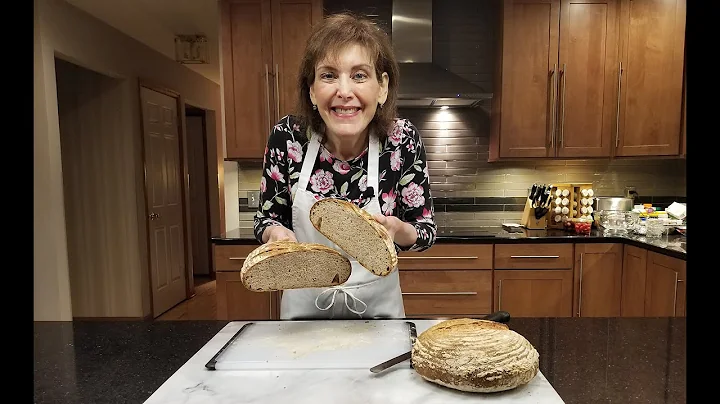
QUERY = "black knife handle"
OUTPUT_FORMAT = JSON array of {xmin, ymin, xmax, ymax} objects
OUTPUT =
[{"xmin": 483, "ymin": 311, "xmax": 511, "ymax": 324}]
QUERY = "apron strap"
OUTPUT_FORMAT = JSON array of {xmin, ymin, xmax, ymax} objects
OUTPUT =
[
  {"xmin": 367, "ymin": 131, "xmax": 380, "ymax": 196},
  {"xmin": 297, "ymin": 128, "xmax": 321, "ymax": 197}
]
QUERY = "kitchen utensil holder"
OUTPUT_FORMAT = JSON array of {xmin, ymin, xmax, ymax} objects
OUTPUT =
[{"xmin": 521, "ymin": 198, "xmax": 548, "ymax": 230}]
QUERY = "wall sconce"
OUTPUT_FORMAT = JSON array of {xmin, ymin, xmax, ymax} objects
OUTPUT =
[{"xmin": 175, "ymin": 35, "xmax": 209, "ymax": 64}]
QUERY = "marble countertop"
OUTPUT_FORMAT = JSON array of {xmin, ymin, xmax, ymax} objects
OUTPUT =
[
  {"xmin": 34, "ymin": 317, "xmax": 686, "ymax": 404},
  {"xmin": 212, "ymin": 226, "xmax": 687, "ymax": 260}
]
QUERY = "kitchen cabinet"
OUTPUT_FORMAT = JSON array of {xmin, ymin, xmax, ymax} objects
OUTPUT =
[
  {"xmin": 493, "ymin": 243, "xmax": 574, "ymax": 317},
  {"xmin": 220, "ymin": 0, "xmax": 323, "ymax": 160},
  {"xmin": 614, "ymin": 0, "xmax": 686, "ymax": 157},
  {"xmin": 621, "ymin": 245, "xmax": 686, "ymax": 317},
  {"xmin": 490, "ymin": 0, "xmax": 620, "ymax": 160},
  {"xmin": 398, "ymin": 245, "xmax": 494, "ymax": 318},
  {"xmin": 214, "ymin": 244, "xmax": 280, "ymax": 320},
  {"xmin": 490, "ymin": 0, "xmax": 686, "ymax": 160},
  {"xmin": 573, "ymin": 243, "xmax": 623, "ymax": 317}
]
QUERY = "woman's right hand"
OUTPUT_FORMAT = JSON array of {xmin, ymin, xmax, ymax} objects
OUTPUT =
[{"xmin": 262, "ymin": 225, "xmax": 297, "ymax": 243}]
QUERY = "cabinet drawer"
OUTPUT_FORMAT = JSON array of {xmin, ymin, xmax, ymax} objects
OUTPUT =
[
  {"xmin": 213, "ymin": 244, "xmax": 259, "ymax": 272},
  {"xmin": 399, "ymin": 270, "xmax": 492, "ymax": 316},
  {"xmin": 398, "ymin": 244, "xmax": 493, "ymax": 270},
  {"xmin": 494, "ymin": 244, "xmax": 573, "ymax": 269}
]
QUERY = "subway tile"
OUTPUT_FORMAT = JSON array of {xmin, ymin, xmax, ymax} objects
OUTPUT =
[
  {"xmin": 447, "ymin": 145, "xmax": 487, "ymax": 153},
  {"xmin": 424, "ymin": 145, "xmax": 447, "ymax": 154},
  {"xmin": 433, "ymin": 197, "xmax": 475, "ymax": 205},
  {"xmin": 446, "ymin": 160, "xmax": 491, "ymax": 168},
  {"xmin": 419, "ymin": 129, "xmax": 478, "ymax": 138},
  {"xmin": 504, "ymin": 204, "xmax": 526, "ymax": 212},
  {"xmin": 429, "ymin": 168, "xmax": 478, "ymax": 176},
  {"xmin": 437, "ymin": 211, "xmax": 476, "ymax": 220},
  {"xmin": 431, "ymin": 183, "xmax": 476, "ymax": 191},
  {"xmin": 422, "ymin": 137, "xmax": 478, "ymax": 146},
  {"xmin": 427, "ymin": 152, "xmax": 479, "ymax": 161},
  {"xmin": 427, "ymin": 161, "xmax": 447, "ymax": 169},
  {"xmin": 476, "ymin": 197, "xmax": 526, "ymax": 204}
]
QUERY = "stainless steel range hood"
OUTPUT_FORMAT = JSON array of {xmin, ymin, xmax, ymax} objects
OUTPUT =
[{"xmin": 392, "ymin": 0, "xmax": 493, "ymax": 108}]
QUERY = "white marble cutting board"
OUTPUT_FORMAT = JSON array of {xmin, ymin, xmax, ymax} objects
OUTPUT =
[{"xmin": 144, "ymin": 320, "xmax": 566, "ymax": 404}]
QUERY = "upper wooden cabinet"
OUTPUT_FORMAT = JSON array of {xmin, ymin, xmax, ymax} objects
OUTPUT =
[
  {"xmin": 490, "ymin": 0, "xmax": 686, "ymax": 160},
  {"xmin": 615, "ymin": 0, "xmax": 686, "ymax": 157},
  {"xmin": 220, "ymin": 0, "xmax": 323, "ymax": 160}
]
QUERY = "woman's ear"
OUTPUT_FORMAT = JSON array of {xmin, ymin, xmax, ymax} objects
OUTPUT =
[
  {"xmin": 309, "ymin": 86, "xmax": 317, "ymax": 107},
  {"xmin": 377, "ymin": 72, "xmax": 389, "ymax": 105}
]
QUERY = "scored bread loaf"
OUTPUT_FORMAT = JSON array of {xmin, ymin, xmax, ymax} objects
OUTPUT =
[
  {"xmin": 240, "ymin": 240, "xmax": 352, "ymax": 291},
  {"xmin": 309, "ymin": 198, "xmax": 398, "ymax": 277},
  {"xmin": 411, "ymin": 318, "xmax": 539, "ymax": 393}
]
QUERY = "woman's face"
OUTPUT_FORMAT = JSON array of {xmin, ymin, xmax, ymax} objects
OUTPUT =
[{"xmin": 310, "ymin": 44, "xmax": 389, "ymax": 141}]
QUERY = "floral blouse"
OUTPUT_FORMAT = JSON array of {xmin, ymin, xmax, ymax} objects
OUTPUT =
[{"xmin": 254, "ymin": 115, "xmax": 437, "ymax": 252}]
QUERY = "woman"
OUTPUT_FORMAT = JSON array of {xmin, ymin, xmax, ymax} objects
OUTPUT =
[{"xmin": 254, "ymin": 12, "xmax": 436, "ymax": 320}]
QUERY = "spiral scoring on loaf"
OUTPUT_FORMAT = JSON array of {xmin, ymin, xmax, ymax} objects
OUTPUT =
[{"xmin": 412, "ymin": 319, "xmax": 539, "ymax": 393}]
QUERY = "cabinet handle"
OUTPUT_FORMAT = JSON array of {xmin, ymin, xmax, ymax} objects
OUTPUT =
[
  {"xmin": 402, "ymin": 292, "xmax": 477, "ymax": 296},
  {"xmin": 265, "ymin": 64, "xmax": 272, "ymax": 138},
  {"xmin": 615, "ymin": 61, "xmax": 623, "ymax": 148},
  {"xmin": 509, "ymin": 255, "xmax": 560, "ymax": 259},
  {"xmin": 398, "ymin": 256, "xmax": 479, "ymax": 260},
  {"xmin": 549, "ymin": 64, "xmax": 557, "ymax": 149},
  {"xmin": 498, "ymin": 280, "xmax": 503, "ymax": 310},
  {"xmin": 274, "ymin": 63, "xmax": 280, "ymax": 121},
  {"xmin": 229, "ymin": 257, "xmax": 248, "ymax": 260},
  {"xmin": 559, "ymin": 64, "xmax": 567, "ymax": 147},
  {"xmin": 673, "ymin": 272, "xmax": 679, "ymax": 316},
  {"xmin": 578, "ymin": 254, "xmax": 584, "ymax": 317}
]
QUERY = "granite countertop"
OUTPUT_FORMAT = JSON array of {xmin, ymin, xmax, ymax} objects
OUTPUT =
[
  {"xmin": 212, "ymin": 226, "xmax": 687, "ymax": 260},
  {"xmin": 34, "ymin": 318, "xmax": 686, "ymax": 404}
]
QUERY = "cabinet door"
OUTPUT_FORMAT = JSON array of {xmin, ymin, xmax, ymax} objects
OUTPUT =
[
  {"xmin": 573, "ymin": 243, "xmax": 623, "ymax": 317},
  {"xmin": 399, "ymin": 270, "xmax": 493, "ymax": 317},
  {"xmin": 615, "ymin": 0, "xmax": 686, "ymax": 156},
  {"xmin": 556, "ymin": 0, "xmax": 618, "ymax": 158},
  {"xmin": 620, "ymin": 244, "xmax": 647, "ymax": 316},
  {"xmin": 645, "ymin": 251, "xmax": 686, "ymax": 317},
  {"xmin": 221, "ymin": 0, "xmax": 274, "ymax": 159},
  {"xmin": 494, "ymin": 269, "xmax": 573, "ymax": 317},
  {"xmin": 498, "ymin": 0, "xmax": 560, "ymax": 158},
  {"xmin": 271, "ymin": 0, "xmax": 323, "ymax": 121},
  {"xmin": 216, "ymin": 272, "xmax": 280, "ymax": 320}
]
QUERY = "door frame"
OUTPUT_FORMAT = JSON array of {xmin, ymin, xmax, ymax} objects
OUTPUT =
[
  {"xmin": 137, "ymin": 80, "xmax": 194, "ymax": 317},
  {"xmin": 184, "ymin": 103, "xmax": 216, "ymax": 280}
]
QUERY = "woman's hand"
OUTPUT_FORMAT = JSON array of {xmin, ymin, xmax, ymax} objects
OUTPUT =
[
  {"xmin": 262, "ymin": 225, "xmax": 297, "ymax": 243},
  {"xmin": 372, "ymin": 214, "xmax": 418, "ymax": 248}
]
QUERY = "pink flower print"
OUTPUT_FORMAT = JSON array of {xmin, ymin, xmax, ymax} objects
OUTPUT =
[
  {"xmin": 390, "ymin": 150, "xmax": 402, "ymax": 171},
  {"xmin": 417, "ymin": 207, "xmax": 433, "ymax": 223},
  {"xmin": 260, "ymin": 176, "xmax": 267, "ymax": 192},
  {"xmin": 406, "ymin": 139, "xmax": 415, "ymax": 153},
  {"xmin": 319, "ymin": 147, "xmax": 334, "ymax": 163},
  {"xmin": 309, "ymin": 169, "xmax": 334, "ymax": 194},
  {"xmin": 401, "ymin": 183, "xmax": 425, "ymax": 208},
  {"xmin": 389, "ymin": 121, "xmax": 404, "ymax": 146},
  {"xmin": 267, "ymin": 165, "xmax": 285, "ymax": 183},
  {"xmin": 333, "ymin": 160, "xmax": 351, "ymax": 175},
  {"xmin": 292, "ymin": 123, "xmax": 300, "ymax": 132},
  {"xmin": 274, "ymin": 148, "xmax": 285, "ymax": 160},
  {"xmin": 381, "ymin": 190, "xmax": 397, "ymax": 215},
  {"xmin": 286, "ymin": 140, "xmax": 303, "ymax": 163},
  {"xmin": 358, "ymin": 175, "xmax": 367, "ymax": 192},
  {"xmin": 269, "ymin": 212, "xmax": 279, "ymax": 219}
]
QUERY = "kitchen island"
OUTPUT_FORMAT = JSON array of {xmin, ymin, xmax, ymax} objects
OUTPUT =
[{"xmin": 34, "ymin": 317, "xmax": 686, "ymax": 403}]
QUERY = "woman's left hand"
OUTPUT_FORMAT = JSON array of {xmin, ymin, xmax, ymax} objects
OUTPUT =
[{"xmin": 373, "ymin": 214, "xmax": 418, "ymax": 248}]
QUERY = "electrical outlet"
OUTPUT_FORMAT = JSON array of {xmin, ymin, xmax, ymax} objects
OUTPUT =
[{"xmin": 247, "ymin": 191, "xmax": 260, "ymax": 208}]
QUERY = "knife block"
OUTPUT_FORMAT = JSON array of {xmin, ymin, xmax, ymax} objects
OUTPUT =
[{"xmin": 520, "ymin": 198, "xmax": 548, "ymax": 230}]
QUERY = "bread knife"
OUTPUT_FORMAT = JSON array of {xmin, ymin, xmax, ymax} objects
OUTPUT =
[{"xmin": 369, "ymin": 311, "xmax": 511, "ymax": 374}]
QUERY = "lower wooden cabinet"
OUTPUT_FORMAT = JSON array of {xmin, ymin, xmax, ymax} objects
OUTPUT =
[
  {"xmin": 573, "ymin": 244, "xmax": 624, "ymax": 317},
  {"xmin": 494, "ymin": 270, "xmax": 573, "ymax": 317},
  {"xmin": 621, "ymin": 245, "xmax": 686, "ymax": 317},
  {"xmin": 399, "ymin": 270, "xmax": 493, "ymax": 317}
]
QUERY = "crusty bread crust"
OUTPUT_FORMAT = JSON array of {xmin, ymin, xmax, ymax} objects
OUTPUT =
[
  {"xmin": 240, "ymin": 240, "xmax": 351, "ymax": 291},
  {"xmin": 411, "ymin": 318, "xmax": 539, "ymax": 393},
  {"xmin": 309, "ymin": 198, "xmax": 398, "ymax": 276}
]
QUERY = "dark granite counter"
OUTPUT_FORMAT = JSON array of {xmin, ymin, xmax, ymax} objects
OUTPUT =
[
  {"xmin": 212, "ymin": 226, "xmax": 686, "ymax": 260},
  {"xmin": 34, "ymin": 318, "xmax": 686, "ymax": 404}
]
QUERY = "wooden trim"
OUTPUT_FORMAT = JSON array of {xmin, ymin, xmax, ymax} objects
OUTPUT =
[
  {"xmin": 178, "ymin": 95, "xmax": 194, "ymax": 299},
  {"xmin": 138, "ymin": 79, "xmax": 180, "ymax": 99},
  {"xmin": 73, "ymin": 316, "xmax": 148, "ymax": 321}
]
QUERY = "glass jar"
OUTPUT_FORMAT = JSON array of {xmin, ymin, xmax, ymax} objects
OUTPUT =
[
  {"xmin": 573, "ymin": 218, "xmax": 592, "ymax": 235},
  {"xmin": 596, "ymin": 210, "xmax": 639, "ymax": 236}
]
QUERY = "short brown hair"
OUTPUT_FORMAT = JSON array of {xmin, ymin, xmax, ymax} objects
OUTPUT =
[{"xmin": 295, "ymin": 12, "xmax": 399, "ymax": 142}]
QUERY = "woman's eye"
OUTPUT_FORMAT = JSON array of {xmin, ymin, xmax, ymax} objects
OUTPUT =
[
  {"xmin": 353, "ymin": 72, "xmax": 368, "ymax": 80},
  {"xmin": 319, "ymin": 72, "xmax": 336, "ymax": 80}
]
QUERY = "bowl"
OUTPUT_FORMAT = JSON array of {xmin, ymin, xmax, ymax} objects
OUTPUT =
[{"xmin": 596, "ymin": 210, "xmax": 639, "ymax": 236}]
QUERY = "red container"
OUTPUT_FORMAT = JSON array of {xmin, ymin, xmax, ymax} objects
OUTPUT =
[{"xmin": 573, "ymin": 219, "xmax": 592, "ymax": 235}]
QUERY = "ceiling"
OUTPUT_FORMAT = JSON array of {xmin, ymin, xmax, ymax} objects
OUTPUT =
[{"xmin": 64, "ymin": 0, "xmax": 221, "ymax": 84}]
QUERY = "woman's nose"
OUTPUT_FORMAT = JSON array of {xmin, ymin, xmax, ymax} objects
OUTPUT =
[{"xmin": 335, "ymin": 76, "xmax": 354, "ymax": 99}]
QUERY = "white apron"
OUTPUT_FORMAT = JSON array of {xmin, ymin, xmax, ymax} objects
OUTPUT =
[{"xmin": 280, "ymin": 130, "xmax": 406, "ymax": 320}]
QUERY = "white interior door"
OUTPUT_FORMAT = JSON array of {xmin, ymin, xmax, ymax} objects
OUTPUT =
[{"xmin": 140, "ymin": 86, "xmax": 187, "ymax": 317}]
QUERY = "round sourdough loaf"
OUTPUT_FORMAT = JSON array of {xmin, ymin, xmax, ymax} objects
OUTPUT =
[{"xmin": 411, "ymin": 318, "xmax": 539, "ymax": 393}]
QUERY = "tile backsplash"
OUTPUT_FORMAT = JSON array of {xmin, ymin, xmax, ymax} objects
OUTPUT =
[{"xmin": 234, "ymin": 108, "xmax": 685, "ymax": 230}]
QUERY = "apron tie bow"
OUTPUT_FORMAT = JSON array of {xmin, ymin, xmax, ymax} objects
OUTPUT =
[{"xmin": 314, "ymin": 286, "xmax": 368, "ymax": 316}]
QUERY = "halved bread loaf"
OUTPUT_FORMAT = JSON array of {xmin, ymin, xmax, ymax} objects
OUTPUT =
[
  {"xmin": 412, "ymin": 318, "xmax": 539, "ymax": 393},
  {"xmin": 309, "ymin": 198, "xmax": 398, "ymax": 277},
  {"xmin": 240, "ymin": 240, "xmax": 352, "ymax": 291}
]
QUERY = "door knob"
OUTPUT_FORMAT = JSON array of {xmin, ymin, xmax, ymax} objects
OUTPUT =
[{"xmin": 149, "ymin": 212, "xmax": 159, "ymax": 220}]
